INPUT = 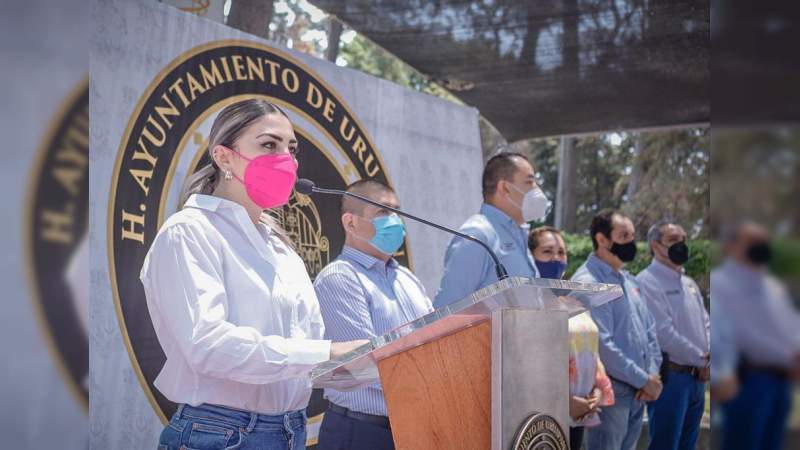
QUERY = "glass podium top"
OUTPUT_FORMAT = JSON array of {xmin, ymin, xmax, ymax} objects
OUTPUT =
[{"xmin": 311, "ymin": 277, "xmax": 622, "ymax": 390}]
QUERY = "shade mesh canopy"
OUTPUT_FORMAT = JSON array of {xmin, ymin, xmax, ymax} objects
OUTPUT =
[{"xmin": 313, "ymin": 0, "xmax": 709, "ymax": 140}]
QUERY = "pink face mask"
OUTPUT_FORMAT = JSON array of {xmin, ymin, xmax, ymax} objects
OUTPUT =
[{"xmin": 228, "ymin": 149, "xmax": 298, "ymax": 209}]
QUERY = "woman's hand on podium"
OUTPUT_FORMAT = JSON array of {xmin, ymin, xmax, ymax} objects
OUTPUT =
[{"xmin": 329, "ymin": 340, "xmax": 370, "ymax": 360}]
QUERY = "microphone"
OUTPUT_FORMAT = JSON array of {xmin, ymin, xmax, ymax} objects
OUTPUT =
[{"xmin": 295, "ymin": 178, "xmax": 508, "ymax": 280}]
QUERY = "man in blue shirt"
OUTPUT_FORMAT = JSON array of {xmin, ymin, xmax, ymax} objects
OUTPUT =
[
  {"xmin": 637, "ymin": 220, "xmax": 710, "ymax": 450},
  {"xmin": 314, "ymin": 180, "xmax": 433, "ymax": 450},
  {"xmin": 571, "ymin": 209, "xmax": 662, "ymax": 450},
  {"xmin": 434, "ymin": 152, "xmax": 546, "ymax": 308},
  {"xmin": 713, "ymin": 222, "xmax": 800, "ymax": 450}
]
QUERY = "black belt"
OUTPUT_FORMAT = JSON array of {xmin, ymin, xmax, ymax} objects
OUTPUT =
[
  {"xmin": 668, "ymin": 361, "xmax": 702, "ymax": 379},
  {"xmin": 738, "ymin": 362, "xmax": 790, "ymax": 380},
  {"xmin": 327, "ymin": 403, "xmax": 391, "ymax": 429}
]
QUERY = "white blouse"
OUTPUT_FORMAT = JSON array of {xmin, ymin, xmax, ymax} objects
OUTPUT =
[{"xmin": 140, "ymin": 194, "xmax": 331, "ymax": 414}]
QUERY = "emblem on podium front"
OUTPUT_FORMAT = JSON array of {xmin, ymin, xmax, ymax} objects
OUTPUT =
[{"xmin": 512, "ymin": 413, "xmax": 568, "ymax": 450}]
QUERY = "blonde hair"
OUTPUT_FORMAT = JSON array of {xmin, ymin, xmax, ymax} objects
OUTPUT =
[{"xmin": 179, "ymin": 98, "xmax": 293, "ymax": 245}]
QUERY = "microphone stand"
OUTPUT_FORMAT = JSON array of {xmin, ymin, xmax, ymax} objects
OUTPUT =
[{"xmin": 308, "ymin": 185, "xmax": 509, "ymax": 281}]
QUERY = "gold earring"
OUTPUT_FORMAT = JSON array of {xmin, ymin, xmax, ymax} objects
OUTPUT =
[{"xmin": 224, "ymin": 169, "xmax": 232, "ymax": 180}]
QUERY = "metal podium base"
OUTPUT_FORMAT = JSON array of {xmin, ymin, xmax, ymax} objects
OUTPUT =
[{"xmin": 492, "ymin": 309, "xmax": 569, "ymax": 450}]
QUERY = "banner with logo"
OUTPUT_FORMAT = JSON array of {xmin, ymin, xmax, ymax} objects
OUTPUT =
[
  {"xmin": 91, "ymin": 0, "xmax": 483, "ymax": 448},
  {"xmin": 1, "ymin": 1, "xmax": 88, "ymax": 449}
]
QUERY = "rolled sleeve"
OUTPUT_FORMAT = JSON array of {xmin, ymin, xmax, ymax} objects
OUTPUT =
[{"xmin": 282, "ymin": 338, "xmax": 332, "ymax": 366}]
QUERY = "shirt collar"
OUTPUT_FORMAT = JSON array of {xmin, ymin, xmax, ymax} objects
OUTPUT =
[
  {"xmin": 480, "ymin": 203, "xmax": 519, "ymax": 231},
  {"xmin": 341, "ymin": 245, "xmax": 397, "ymax": 271},
  {"xmin": 185, "ymin": 193, "xmax": 247, "ymax": 213},
  {"xmin": 184, "ymin": 194, "xmax": 272, "ymax": 228},
  {"xmin": 649, "ymin": 258, "xmax": 684, "ymax": 281},
  {"xmin": 586, "ymin": 253, "xmax": 624, "ymax": 281},
  {"xmin": 185, "ymin": 193, "xmax": 278, "ymax": 260},
  {"xmin": 722, "ymin": 258, "xmax": 764, "ymax": 285}
]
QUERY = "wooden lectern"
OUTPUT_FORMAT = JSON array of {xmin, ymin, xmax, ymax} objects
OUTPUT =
[{"xmin": 312, "ymin": 277, "xmax": 622, "ymax": 450}]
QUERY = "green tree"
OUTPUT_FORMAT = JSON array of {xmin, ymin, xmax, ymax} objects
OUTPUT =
[
  {"xmin": 337, "ymin": 33, "xmax": 458, "ymax": 102},
  {"xmin": 622, "ymin": 128, "xmax": 710, "ymax": 239},
  {"xmin": 511, "ymin": 128, "xmax": 709, "ymax": 241}
]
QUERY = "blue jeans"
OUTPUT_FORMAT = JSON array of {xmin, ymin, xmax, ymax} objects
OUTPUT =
[
  {"xmin": 158, "ymin": 403, "xmax": 307, "ymax": 450},
  {"xmin": 646, "ymin": 371, "xmax": 705, "ymax": 450},
  {"xmin": 585, "ymin": 379, "xmax": 645, "ymax": 450},
  {"xmin": 721, "ymin": 371, "xmax": 792, "ymax": 450}
]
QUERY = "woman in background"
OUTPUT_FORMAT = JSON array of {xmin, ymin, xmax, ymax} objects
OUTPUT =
[{"xmin": 529, "ymin": 226, "xmax": 615, "ymax": 450}]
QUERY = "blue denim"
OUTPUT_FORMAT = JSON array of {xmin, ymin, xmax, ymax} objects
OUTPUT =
[
  {"xmin": 646, "ymin": 371, "xmax": 705, "ymax": 450},
  {"xmin": 157, "ymin": 403, "xmax": 307, "ymax": 450},
  {"xmin": 585, "ymin": 379, "xmax": 645, "ymax": 450},
  {"xmin": 721, "ymin": 371, "xmax": 792, "ymax": 450}
]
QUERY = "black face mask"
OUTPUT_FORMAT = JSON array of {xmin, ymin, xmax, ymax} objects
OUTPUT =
[
  {"xmin": 746, "ymin": 241, "xmax": 772, "ymax": 265},
  {"xmin": 610, "ymin": 240, "xmax": 637, "ymax": 262},
  {"xmin": 665, "ymin": 241, "xmax": 690, "ymax": 265}
]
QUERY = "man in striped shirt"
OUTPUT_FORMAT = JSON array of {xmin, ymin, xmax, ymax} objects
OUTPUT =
[{"xmin": 314, "ymin": 180, "xmax": 433, "ymax": 450}]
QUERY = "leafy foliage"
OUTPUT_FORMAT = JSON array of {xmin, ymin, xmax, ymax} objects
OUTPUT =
[
  {"xmin": 516, "ymin": 128, "xmax": 709, "ymax": 242},
  {"xmin": 337, "ymin": 33, "xmax": 459, "ymax": 101},
  {"xmin": 622, "ymin": 129, "xmax": 710, "ymax": 239}
]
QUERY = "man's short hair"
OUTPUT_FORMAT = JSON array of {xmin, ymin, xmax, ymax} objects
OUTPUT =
[
  {"xmin": 719, "ymin": 219, "xmax": 759, "ymax": 244},
  {"xmin": 589, "ymin": 208, "xmax": 626, "ymax": 250},
  {"xmin": 340, "ymin": 179, "xmax": 396, "ymax": 216},
  {"xmin": 646, "ymin": 219, "xmax": 679, "ymax": 255},
  {"xmin": 528, "ymin": 225, "xmax": 563, "ymax": 252},
  {"xmin": 482, "ymin": 152, "xmax": 529, "ymax": 199}
]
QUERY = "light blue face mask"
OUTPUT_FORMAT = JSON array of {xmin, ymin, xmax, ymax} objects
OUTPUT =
[{"xmin": 366, "ymin": 214, "xmax": 406, "ymax": 255}]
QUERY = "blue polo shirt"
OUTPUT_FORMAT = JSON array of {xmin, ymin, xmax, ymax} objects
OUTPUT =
[{"xmin": 434, "ymin": 203, "xmax": 539, "ymax": 309}]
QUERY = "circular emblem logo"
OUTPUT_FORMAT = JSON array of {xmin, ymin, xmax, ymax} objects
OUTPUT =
[
  {"xmin": 512, "ymin": 413, "xmax": 568, "ymax": 450},
  {"xmin": 107, "ymin": 40, "xmax": 409, "ymax": 444},
  {"xmin": 26, "ymin": 78, "xmax": 89, "ymax": 411}
]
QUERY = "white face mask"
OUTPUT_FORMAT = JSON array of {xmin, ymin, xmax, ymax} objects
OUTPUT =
[{"xmin": 508, "ymin": 184, "xmax": 549, "ymax": 222}]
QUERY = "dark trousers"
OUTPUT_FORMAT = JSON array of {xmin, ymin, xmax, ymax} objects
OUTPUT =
[
  {"xmin": 570, "ymin": 426, "xmax": 585, "ymax": 449},
  {"xmin": 721, "ymin": 370, "xmax": 792, "ymax": 450},
  {"xmin": 316, "ymin": 406, "xmax": 395, "ymax": 450}
]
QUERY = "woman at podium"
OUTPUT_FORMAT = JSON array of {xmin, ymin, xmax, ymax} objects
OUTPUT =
[
  {"xmin": 140, "ymin": 99, "xmax": 364, "ymax": 450},
  {"xmin": 529, "ymin": 226, "xmax": 615, "ymax": 450}
]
